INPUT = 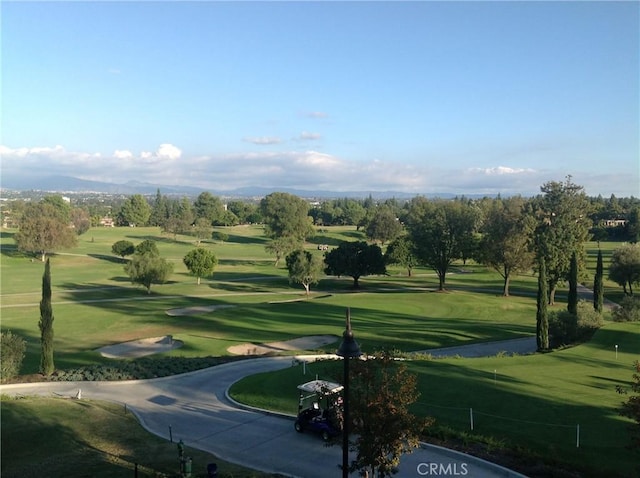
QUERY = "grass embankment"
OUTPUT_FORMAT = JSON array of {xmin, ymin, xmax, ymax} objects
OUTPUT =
[
  {"xmin": 0, "ymin": 396, "xmax": 279, "ymax": 478},
  {"xmin": 1, "ymin": 226, "xmax": 637, "ymax": 476}
]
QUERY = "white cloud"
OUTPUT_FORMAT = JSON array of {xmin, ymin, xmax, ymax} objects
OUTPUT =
[
  {"xmin": 304, "ymin": 111, "xmax": 328, "ymax": 119},
  {"xmin": 243, "ymin": 136, "xmax": 283, "ymax": 145},
  {"xmin": 297, "ymin": 131, "xmax": 322, "ymax": 141},
  {"xmin": 113, "ymin": 150, "xmax": 133, "ymax": 159},
  {"xmin": 157, "ymin": 143, "xmax": 182, "ymax": 160},
  {"xmin": 0, "ymin": 144, "xmax": 637, "ymax": 197}
]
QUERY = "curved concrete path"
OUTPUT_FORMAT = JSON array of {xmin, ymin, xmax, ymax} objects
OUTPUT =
[{"xmin": 1, "ymin": 350, "xmax": 528, "ymax": 478}]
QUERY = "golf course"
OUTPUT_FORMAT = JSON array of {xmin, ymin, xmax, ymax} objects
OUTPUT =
[{"xmin": 1, "ymin": 224, "xmax": 638, "ymax": 477}]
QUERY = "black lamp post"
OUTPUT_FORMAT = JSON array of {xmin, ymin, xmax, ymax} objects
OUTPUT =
[{"xmin": 336, "ymin": 307, "xmax": 362, "ymax": 478}]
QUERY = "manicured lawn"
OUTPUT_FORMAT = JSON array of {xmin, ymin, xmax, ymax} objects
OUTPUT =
[
  {"xmin": 1, "ymin": 225, "xmax": 637, "ymax": 476},
  {"xmin": 230, "ymin": 320, "xmax": 640, "ymax": 477},
  {"xmin": 0, "ymin": 396, "xmax": 277, "ymax": 478}
]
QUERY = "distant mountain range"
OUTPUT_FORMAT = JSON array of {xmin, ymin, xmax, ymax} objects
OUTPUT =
[{"xmin": 0, "ymin": 174, "xmax": 481, "ymax": 200}]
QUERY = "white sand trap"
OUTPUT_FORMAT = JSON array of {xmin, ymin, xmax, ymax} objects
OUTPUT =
[
  {"xmin": 227, "ymin": 335, "xmax": 338, "ymax": 356},
  {"xmin": 97, "ymin": 335, "xmax": 183, "ymax": 358},
  {"xmin": 166, "ymin": 305, "xmax": 235, "ymax": 316}
]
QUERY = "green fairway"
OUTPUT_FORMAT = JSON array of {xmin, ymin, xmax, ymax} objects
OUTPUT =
[
  {"xmin": 230, "ymin": 320, "xmax": 640, "ymax": 477},
  {"xmin": 1, "ymin": 225, "xmax": 638, "ymax": 476}
]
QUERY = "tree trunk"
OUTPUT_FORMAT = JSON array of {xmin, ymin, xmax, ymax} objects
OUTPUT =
[
  {"xmin": 503, "ymin": 274, "xmax": 510, "ymax": 297},
  {"xmin": 437, "ymin": 272, "xmax": 446, "ymax": 291},
  {"xmin": 548, "ymin": 284, "xmax": 557, "ymax": 305},
  {"xmin": 304, "ymin": 284, "xmax": 310, "ymax": 296},
  {"xmin": 353, "ymin": 276, "xmax": 360, "ymax": 289},
  {"xmin": 197, "ymin": 276, "xmax": 201, "ymax": 285}
]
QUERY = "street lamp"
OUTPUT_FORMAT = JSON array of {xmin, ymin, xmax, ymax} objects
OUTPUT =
[{"xmin": 336, "ymin": 307, "xmax": 362, "ymax": 478}]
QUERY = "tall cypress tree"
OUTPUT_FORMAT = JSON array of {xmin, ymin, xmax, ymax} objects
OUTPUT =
[
  {"xmin": 39, "ymin": 258, "xmax": 55, "ymax": 375},
  {"xmin": 568, "ymin": 251, "xmax": 578, "ymax": 315},
  {"xmin": 536, "ymin": 256, "xmax": 549, "ymax": 351},
  {"xmin": 594, "ymin": 249, "xmax": 604, "ymax": 313}
]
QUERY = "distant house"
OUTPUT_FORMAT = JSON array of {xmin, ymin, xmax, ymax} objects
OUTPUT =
[
  {"xmin": 602, "ymin": 219, "xmax": 627, "ymax": 228},
  {"xmin": 100, "ymin": 217, "xmax": 115, "ymax": 227}
]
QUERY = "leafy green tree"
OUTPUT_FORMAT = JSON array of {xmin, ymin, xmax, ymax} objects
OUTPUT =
[
  {"xmin": 285, "ymin": 249, "xmax": 324, "ymax": 296},
  {"xmin": 163, "ymin": 197, "xmax": 194, "ymax": 240},
  {"xmin": 531, "ymin": 177, "xmax": 592, "ymax": 304},
  {"xmin": 1, "ymin": 331, "xmax": 27, "ymax": 382},
  {"xmin": 536, "ymin": 255, "xmax": 549, "ymax": 351},
  {"xmin": 15, "ymin": 202, "xmax": 77, "ymax": 261},
  {"xmin": 568, "ymin": 251, "xmax": 579, "ymax": 315},
  {"xmin": 124, "ymin": 253, "xmax": 174, "ymax": 294},
  {"xmin": 594, "ymin": 249, "xmax": 604, "ymax": 313},
  {"xmin": 150, "ymin": 189, "xmax": 171, "ymax": 228},
  {"xmin": 193, "ymin": 218, "xmax": 213, "ymax": 245},
  {"xmin": 616, "ymin": 361, "xmax": 640, "ymax": 451},
  {"xmin": 111, "ymin": 240, "xmax": 135, "ymax": 259},
  {"xmin": 384, "ymin": 235, "xmax": 417, "ymax": 277},
  {"xmin": 41, "ymin": 195, "xmax": 71, "ymax": 223},
  {"xmin": 477, "ymin": 196, "xmax": 536, "ymax": 296},
  {"xmin": 265, "ymin": 236, "xmax": 301, "ymax": 267},
  {"xmin": 324, "ymin": 241, "xmax": 386, "ymax": 289},
  {"xmin": 406, "ymin": 198, "xmax": 477, "ymax": 291},
  {"xmin": 118, "ymin": 194, "xmax": 151, "ymax": 227},
  {"xmin": 135, "ymin": 239, "xmax": 160, "ymax": 256},
  {"xmin": 348, "ymin": 349, "xmax": 432, "ymax": 477},
  {"xmin": 183, "ymin": 248, "xmax": 218, "ymax": 285},
  {"xmin": 227, "ymin": 200, "xmax": 260, "ymax": 224},
  {"xmin": 194, "ymin": 192, "xmax": 225, "ymax": 225},
  {"xmin": 39, "ymin": 259, "xmax": 55, "ymax": 376},
  {"xmin": 609, "ymin": 243, "xmax": 640, "ymax": 295},
  {"xmin": 365, "ymin": 207, "xmax": 403, "ymax": 245},
  {"xmin": 627, "ymin": 206, "xmax": 640, "ymax": 243},
  {"xmin": 261, "ymin": 192, "xmax": 314, "ymax": 241}
]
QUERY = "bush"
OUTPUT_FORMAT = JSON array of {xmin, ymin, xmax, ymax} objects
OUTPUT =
[
  {"xmin": 612, "ymin": 295, "xmax": 640, "ymax": 322},
  {"xmin": 549, "ymin": 300, "xmax": 603, "ymax": 348},
  {"xmin": 1, "ymin": 331, "xmax": 27, "ymax": 382}
]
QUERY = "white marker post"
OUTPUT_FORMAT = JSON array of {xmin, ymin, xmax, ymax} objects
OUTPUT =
[{"xmin": 615, "ymin": 344, "xmax": 618, "ymax": 360}]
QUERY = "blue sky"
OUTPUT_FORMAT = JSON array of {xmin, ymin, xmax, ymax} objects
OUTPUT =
[{"xmin": 1, "ymin": 1, "xmax": 638, "ymax": 197}]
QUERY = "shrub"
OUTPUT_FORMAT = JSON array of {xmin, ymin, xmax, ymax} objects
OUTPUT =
[
  {"xmin": 612, "ymin": 295, "xmax": 640, "ymax": 322},
  {"xmin": 549, "ymin": 300, "xmax": 603, "ymax": 348},
  {"xmin": 1, "ymin": 331, "xmax": 27, "ymax": 382}
]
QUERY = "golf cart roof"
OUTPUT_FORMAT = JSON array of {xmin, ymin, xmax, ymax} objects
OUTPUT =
[{"xmin": 297, "ymin": 379, "xmax": 344, "ymax": 394}]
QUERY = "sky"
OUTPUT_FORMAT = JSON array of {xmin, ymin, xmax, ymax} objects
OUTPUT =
[{"xmin": 1, "ymin": 1, "xmax": 639, "ymax": 198}]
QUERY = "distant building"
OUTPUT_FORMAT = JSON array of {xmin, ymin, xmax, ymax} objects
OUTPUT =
[
  {"xmin": 100, "ymin": 216, "xmax": 115, "ymax": 227},
  {"xmin": 602, "ymin": 219, "xmax": 627, "ymax": 227}
]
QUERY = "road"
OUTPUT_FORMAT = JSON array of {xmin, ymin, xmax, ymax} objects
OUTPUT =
[{"xmin": 1, "ymin": 350, "xmax": 529, "ymax": 478}]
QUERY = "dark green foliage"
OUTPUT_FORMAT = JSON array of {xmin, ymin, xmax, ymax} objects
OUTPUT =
[
  {"xmin": 15, "ymin": 202, "xmax": 78, "ymax": 261},
  {"xmin": 348, "ymin": 349, "xmax": 432, "ymax": 477},
  {"xmin": 568, "ymin": 252, "xmax": 578, "ymax": 315},
  {"xmin": 536, "ymin": 256, "xmax": 549, "ymax": 351},
  {"xmin": 117, "ymin": 194, "xmax": 151, "ymax": 226},
  {"xmin": 134, "ymin": 239, "xmax": 159, "ymax": 256},
  {"xmin": 183, "ymin": 248, "xmax": 217, "ymax": 285},
  {"xmin": 285, "ymin": 249, "xmax": 323, "ymax": 295},
  {"xmin": 365, "ymin": 206, "xmax": 402, "ymax": 245},
  {"xmin": 324, "ymin": 240, "xmax": 386, "ymax": 289},
  {"xmin": 111, "ymin": 240, "xmax": 135, "ymax": 259},
  {"xmin": 616, "ymin": 361, "xmax": 640, "ymax": 452},
  {"xmin": 532, "ymin": 177, "xmax": 592, "ymax": 304},
  {"xmin": 384, "ymin": 235, "xmax": 417, "ymax": 277},
  {"xmin": 608, "ymin": 243, "xmax": 640, "ymax": 295},
  {"xmin": 47, "ymin": 356, "xmax": 246, "ymax": 381},
  {"xmin": 594, "ymin": 249, "xmax": 604, "ymax": 313},
  {"xmin": 260, "ymin": 192, "xmax": 315, "ymax": 241},
  {"xmin": 124, "ymin": 253, "xmax": 174, "ymax": 294},
  {"xmin": 612, "ymin": 295, "xmax": 640, "ymax": 322},
  {"xmin": 549, "ymin": 301, "xmax": 603, "ymax": 347},
  {"xmin": 1, "ymin": 331, "xmax": 27, "ymax": 382},
  {"xmin": 39, "ymin": 258, "xmax": 55, "ymax": 376}
]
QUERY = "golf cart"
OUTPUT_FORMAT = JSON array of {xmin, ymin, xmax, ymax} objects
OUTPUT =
[{"xmin": 294, "ymin": 379, "xmax": 344, "ymax": 442}]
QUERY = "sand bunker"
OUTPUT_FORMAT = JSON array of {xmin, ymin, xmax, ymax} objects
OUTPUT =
[
  {"xmin": 227, "ymin": 335, "xmax": 338, "ymax": 356},
  {"xmin": 97, "ymin": 336, "xmax": 183, "ymax": 358}
]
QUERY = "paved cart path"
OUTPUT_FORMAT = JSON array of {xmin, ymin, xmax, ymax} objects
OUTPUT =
[{"xmin": 1, "ymin": 348, "xmax": 529, "ymax": 478}]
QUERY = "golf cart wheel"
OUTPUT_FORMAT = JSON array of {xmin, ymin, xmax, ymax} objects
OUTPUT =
[
  {"xmin": 294, "ymin": 420, "xmax": 303, "ymax": 433},
  {"xmin": 321, "ymin": 430, "xmax": 331, "ymax": 442}
]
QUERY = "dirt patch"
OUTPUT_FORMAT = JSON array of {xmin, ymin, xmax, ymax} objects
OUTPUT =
[
  {"xmin": 227, "ymin": 335, "xmax": 339, "ymax": 356},
  {"xmin": 97, "ymin": 336, "xmax": 183, "ymax": 358}
]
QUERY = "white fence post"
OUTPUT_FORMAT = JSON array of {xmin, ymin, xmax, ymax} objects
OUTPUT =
[
  {"xmin": 576, "ymin": 424, "xmax": 580, "ymax": 448},
  {"xmin": 470, "ymin": 408, "xmax": 474, "ymax": 431}
]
